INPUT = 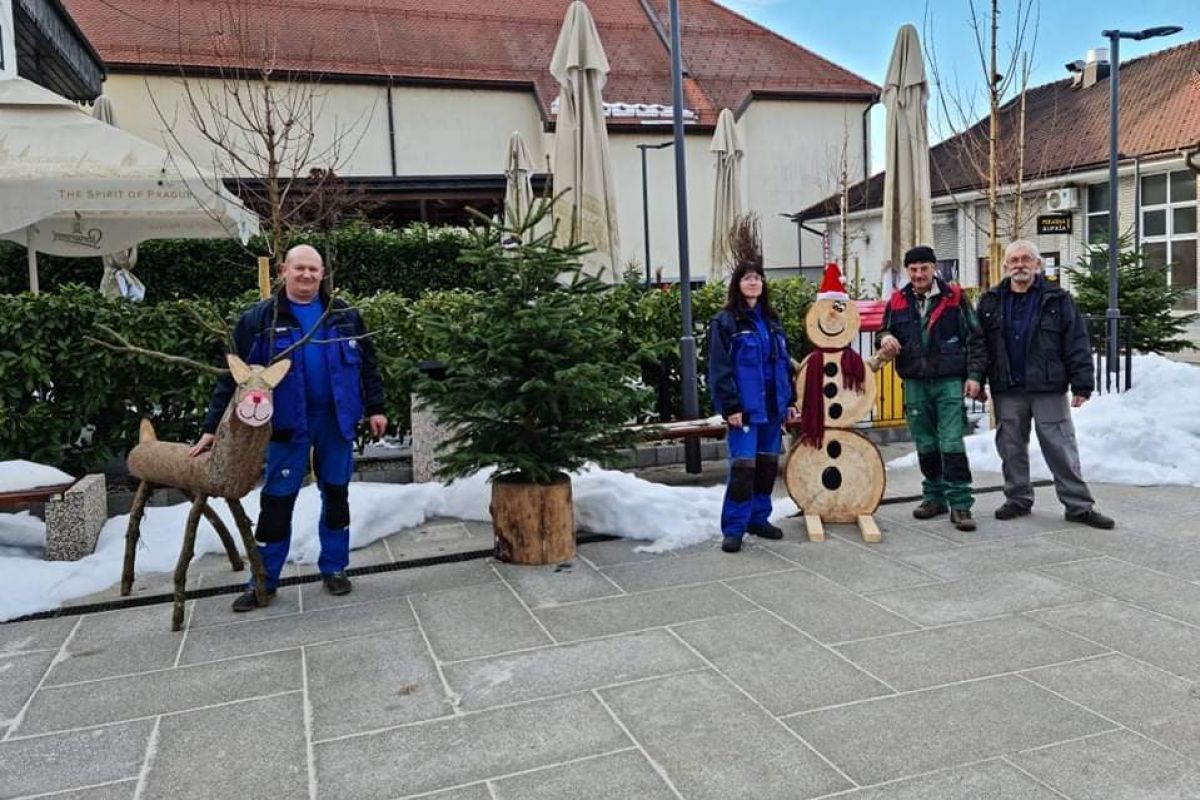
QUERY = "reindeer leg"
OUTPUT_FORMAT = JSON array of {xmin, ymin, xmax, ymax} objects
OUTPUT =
[
  {"xmin": 196, "ymin": 498, "xmax": 244, "ymax": 572},
  {"xmin": 172, "ymin": 496, "xmax": 205, "ymax": 631},
  {"xmin": 121, "ymin": 481, "xmax": 153, "ymax": 596},
  {"xmin": 228, "ymin": 498, "xmax": 268, "ymax": 606}
]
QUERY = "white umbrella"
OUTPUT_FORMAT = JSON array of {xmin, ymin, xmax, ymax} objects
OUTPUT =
[
  {"xmin": 503, "ymin": 130, "xmax": 536, "ymax": 226},
  {"xmin": 91, "ymin": 95, "xmax": 145, "ymax": 301},
  {"xmin": 0, "ymin": 78, "xmax": 259, "ymax": 294},
  {"xmin": 550, "ymin": 0, "xmax": 620, "ymax": 278},
  {"xmin": 709, "ymin": 108, "xmax": 743, "ymax": 280},
  {"xmin": 880, "ymin": 24, "xmax": 933, "ymax": 297}
]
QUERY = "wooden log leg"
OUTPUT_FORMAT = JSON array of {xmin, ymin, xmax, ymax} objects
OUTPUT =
[
  {"xmin": 804, "ymin": 514, "xmax": 826, "ymax": 543},
  {"xmin": 197, "ymin": 500, "xmax": 244, "ymax": 572},
  {"xmin": 228, "ymin": 498, "xmax": 268, "ymax": 606},
  {"xmin": 857, "ymin": 514, "xmax": 882, "ymax": 544},
  {"xmin": 121, "ymin": 481, "xmax": 153, "ymax": 596},
  {"xmin": 172, "ymin": 496, "xmax": 205, "ymax": 631}
]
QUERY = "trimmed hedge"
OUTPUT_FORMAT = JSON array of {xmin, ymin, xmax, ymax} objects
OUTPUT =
[
  {"xmin": 0, "ymin": 222, "xmax": 473, "ymax": 301},
  {"xmin": 1, "ymin": 278, "xmax": 816, "ymax": 473}
]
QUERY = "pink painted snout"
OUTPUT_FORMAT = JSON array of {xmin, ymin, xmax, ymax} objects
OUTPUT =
[{"xmin": 235, "ymin": 390, "xmax": 274, "ymax": 427}]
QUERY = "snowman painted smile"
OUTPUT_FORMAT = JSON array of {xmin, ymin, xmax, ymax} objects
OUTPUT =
[{"xmin": 816, "ymin": 301, "xmax": 848, "ymax": 338}]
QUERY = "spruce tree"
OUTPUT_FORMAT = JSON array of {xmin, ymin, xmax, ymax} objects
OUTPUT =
[
  {"xmin": 1066, "ymin": 240, "xmax": 1198, "ymax": 354},
  {"xmin": 414, "ymin": 201, "xmax": 649, "ymax": 484}
]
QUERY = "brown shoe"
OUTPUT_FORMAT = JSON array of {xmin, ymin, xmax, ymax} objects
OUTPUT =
[
  {"xmin": 912, "ymin": 501, "xmax": 948, "ymax": 520},
  {"xmin": 950, "ymin": 508, "xmax": 976, "ymax": 532}
]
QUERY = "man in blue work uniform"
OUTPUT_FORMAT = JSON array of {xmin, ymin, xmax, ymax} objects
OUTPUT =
[{"xmin": 190, "ymin": 244, "xmax": 388, "ymax": 611}]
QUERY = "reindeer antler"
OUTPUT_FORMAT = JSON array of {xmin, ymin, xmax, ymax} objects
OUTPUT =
[{"xmin": 87, "ymin": 323, "xmax": 230, "ymax": 376}]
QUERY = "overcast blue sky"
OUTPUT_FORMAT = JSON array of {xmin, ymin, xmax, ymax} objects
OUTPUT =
[{"xmin": 716, "ymin": 0, "xmax": 1195, "ymax": 171}]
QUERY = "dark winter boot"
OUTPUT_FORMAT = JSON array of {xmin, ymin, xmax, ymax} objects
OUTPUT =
[
  {"xmin": 231, "ymin": 587, "xmax": 276, "ymax": 613},
  {"xmin": 950, "ymin": 508, "xmax": 976, "ymax": 532},
  {"xmin": 322, "ymin": 571, "xmax": 353, "ymax": 596},
  {"xmin": 748, "ymin": 522, "xmax": 784, "ymax": 540},
  {"xmin": 721, "ymin": 536, "xmax": 743, "ymax": 554},
  {"xmin": 912, "ymin": 501, "xmax": 948, "ymax": 519}
]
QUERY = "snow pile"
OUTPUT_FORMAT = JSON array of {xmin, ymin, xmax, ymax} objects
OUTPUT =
[
  {"xmin": 0, "ymin": 466, "xmax": 800, "ymax": 621},
  {"xmin": 890, "ymin": 354, "xmax": 1200, "ymax": 486},
  {"xmin": 0, "ymin": 460, "xmax": 74, "ymax": 493}
]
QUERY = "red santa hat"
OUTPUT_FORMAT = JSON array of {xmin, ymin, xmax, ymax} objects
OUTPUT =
[{"xmin": 816, "ymin": 263, "xmax": 849, "ymax": 301}]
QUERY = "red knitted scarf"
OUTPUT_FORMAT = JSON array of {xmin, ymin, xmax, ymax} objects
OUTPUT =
[{"xmin": 798, "ymin": 347, "xmax": 866, "ymax": 448}]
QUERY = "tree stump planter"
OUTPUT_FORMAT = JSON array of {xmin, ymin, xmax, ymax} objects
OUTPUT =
[{"xmin": 489, "ymin": 474, "xmax": 575, "ymax": 565}]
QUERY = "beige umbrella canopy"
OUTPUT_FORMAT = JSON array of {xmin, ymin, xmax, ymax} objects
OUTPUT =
[
  {"xmin": 92, "ymin": 96, "xmax": 145, "ymax": 301},
  {"xmin": 550, "ymin": 0, "xmax": 619, "ymax": 278},
  {"xmin": 709, "ymin": 108, "xmax": 743, "ymax": 280},
  {"xmin": 503, "ymin": 130, "xmax": 536, "ymax": 225},
  {"xmin": 880, "ymin": 24, "xmax": 933, "ymax": 297}
]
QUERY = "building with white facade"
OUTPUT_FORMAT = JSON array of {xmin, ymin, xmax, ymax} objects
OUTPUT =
[
  {"xmin": 799, "ymin": 40, "xmax": 1200, "ymax": 313},
  {"xmin": 62, "ymin": 0, "xmax": 880, "ymax": 281}
]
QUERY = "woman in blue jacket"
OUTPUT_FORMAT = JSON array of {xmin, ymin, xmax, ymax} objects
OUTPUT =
[{"xmin": 707, "ymin": 260, "xmax": 797, "ymax": 553}]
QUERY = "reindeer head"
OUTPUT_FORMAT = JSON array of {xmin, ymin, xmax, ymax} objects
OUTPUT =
[{"xmin": 226, "ymin": 354, "xmax": 292, "ymax": 428}]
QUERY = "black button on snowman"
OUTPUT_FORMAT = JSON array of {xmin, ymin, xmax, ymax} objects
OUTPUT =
[{"xmin": 784, "ymin": 264, "xmax": 885, "ymax": 543}]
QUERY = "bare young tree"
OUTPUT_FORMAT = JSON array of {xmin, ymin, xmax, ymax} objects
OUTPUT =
[
  {"xmin": 820, "ymin": 113, "xmax": 871, "ymax": 294},
  {"xmin": 924, "ymin": 0, "xmax": 1062, "ymax": 285},
  {"xmin": 148, "ymin": 0, "xmax": 373, "ymax": 267}
]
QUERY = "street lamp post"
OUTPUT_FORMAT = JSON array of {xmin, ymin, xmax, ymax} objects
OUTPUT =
[
  {"xmin": 1101, "ymin": 25, "xmax": 1181, "ymax": 371},
  {"xmin": 637, "ymin": 141, "xmax": 674, "ymax": 288},
  {"xmin": 668, "ymin": 0, "xmax": 702, "ymax": 473}
]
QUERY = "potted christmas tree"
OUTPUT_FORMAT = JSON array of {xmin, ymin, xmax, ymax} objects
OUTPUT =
[{"xmin": 414, "ymin": 201, "xmax": 648, "ymax": 564}]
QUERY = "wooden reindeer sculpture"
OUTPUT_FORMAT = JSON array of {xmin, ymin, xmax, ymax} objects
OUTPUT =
[{"xmin": 122, "ymin": 354, "xmax": 291, "ymax": 630}]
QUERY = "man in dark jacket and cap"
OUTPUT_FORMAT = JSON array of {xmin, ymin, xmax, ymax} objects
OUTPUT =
[
  {"xmin": 974, "ymin": 239, "xmax": 1114, "ymax": 529},
  {"xmin": 878, "ymin": 245, "xmax": 985, "ymax": 531}
]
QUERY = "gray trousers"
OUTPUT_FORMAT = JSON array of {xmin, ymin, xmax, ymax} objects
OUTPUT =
[{"xmin": 993, "ymin": 391, "xmax": 1094, "ymax": 513}]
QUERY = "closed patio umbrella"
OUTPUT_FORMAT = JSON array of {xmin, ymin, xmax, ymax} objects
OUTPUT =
[
  {"xmin": 709, "ymin": 108, "xmax": 743, "ymax": 280},
  {"xmin": 503, "ymin": 130, "xmax": 536, "ymax": 225},
  {"xmin": 91, "ymin": 95, "xmax": 145, "ymax": 301},
  {"xmin": 880, "ymin": 24, "xmax": 933, "ymax": 297},
  {"xmin": 550, "ymin": 0, "xmax": 619, "ymax": 277}
]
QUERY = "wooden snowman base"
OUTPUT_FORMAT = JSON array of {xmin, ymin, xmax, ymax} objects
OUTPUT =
[{"xmin": 784, "ymin": 429, "xmax": 886, "ymax": 543}]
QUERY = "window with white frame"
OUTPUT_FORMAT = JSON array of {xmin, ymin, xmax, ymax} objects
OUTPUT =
[
  {"xmin": 1085, "ymin": 182, "xmax": 1109, "ymax": 271},
  {"xmin": 1141, "ymin": 170, "xmax": 1198, "ymax": 311}
]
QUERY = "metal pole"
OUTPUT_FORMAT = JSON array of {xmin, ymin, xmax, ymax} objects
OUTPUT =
[
  {"xmin": 1105, "ymin": 33, "xmax": 1120, "ymax": 373},
  {"xmin": 26, "ymin": 227, "xmax": 39, "ymax": 295},
  {"xmin": 668, "ymin": 0, "xmax": 701, "ymax": 474},
  {"xmin": 640, "ymin": 146, "xmax": 652, "ymax": 288}
]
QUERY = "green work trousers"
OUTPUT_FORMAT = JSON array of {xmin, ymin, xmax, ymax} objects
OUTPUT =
[{"xmin": 904, "ymin": 376, "xmax": 973, "ymax": 510}]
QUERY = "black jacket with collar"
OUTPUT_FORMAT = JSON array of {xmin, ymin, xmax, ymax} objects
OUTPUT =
[{"xmin": 976, "ymin": 275, "xmax": 1094, "ymax": 397}]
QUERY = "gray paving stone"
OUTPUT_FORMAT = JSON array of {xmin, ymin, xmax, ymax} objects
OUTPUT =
[
  {"xmin": 576, "ymin": 539, "xmax": 676, "ymax": 567},
  {"xmin": 414, "ymin": 786, "xmax": 492, "ymax": 800},
  {"xmin": 1024, "ymin": 653, "xmax": 1200, "ymax": 761},
  {"xmin": 786, "ymin": 675, "xmax": 1112, "ymax": 785},
  {"xmin": 899, "ymin": 537, "xmax": 1097, "ymax": 580},
  {"xmin": 673, "ymin": 611, "xmax": 893, "ymax": 714},
  {"xmin": 1039, "ymin": 557, "xmax": 1200, "ymax": 627},
  {"xmin": 444, "ymin": 629, "xmax": 699, "ymax": 711},
  {"xmin": 0, "ymin": 617, "xmax": 76, "ymax": 659},
  {"xmin": 906, "ymin": 497, "xmax": 1070, "ymax": 541},
  {"xmin": 45, "ymin": 605, "xmax": 182, "ymax": 686},
  {"xmin": 412, "ymin": 582, "xmax": 551, "ymax": 661},
  {"xmin": 868, "ymin": 571, "xmax": 1096, "ymax": 626},
  {"xmin": 314, "ymin": 693, "xmax": 628, "ymax": 799},
  {"xmin": 491, "ymin": 749, "xmax": 677, "ymax": 800},
  {"xmin": 301, "ymin": 558, "xmax": 498, "ymax": 611},
  {"xmin": 0, "ymin": 719, "xmax": 152, "ymax": 798},
  {"xmin": 1047, "ymin": 529, "xmax": 1200, "ymax": 581},
  {"xmin": 294, "ymin": 539, "xmax": 392, "ymax": 577},
  {"xmin": 18, "ymin": 649, "xmax": 300, "ymax": 737},
  {"xmin": 829, "ymin": 759, "xmax": 1062, "ymax": 800},
  {"xmin": 189, "ymin": 584, "xmax": 301, "ymax": 629},
  {"xmin": 763, "ymin": 539, "xmax": 938, "ymax": 592},
  {"xmin": 141, "ymin": 693, "xmax": 308, "ymax": 800},
  {"xmin": 833, "ymin": 616, "xmax": 1105, "ymax": 692},
  {"xmin": 179, "ymin": 597, "xmax": 416, "ymax": 665},
  {"xmin": 307, "ymin": 628, "xmax": 451, "ymax": 741},
  {"xmin": 0, "ymin": 650, "xmax": 54, "ymax": 733},
  {"xmin": 534, "ymin": 584, "xmax": 756, "ymax": 642},
  {"xmin": 1033, "ymin": 598, "xmax": 1200, "ymax": 680},
  {"xmin": 726, "ymin": 570, "xmax": 916, "ymax": 643},
  {"xmin": 599, "ymin": 670, "xmax": 852, "ymax": 800},
  {"xmin": 831, "ymin": 520, "xmax": 958, "ymax": 556},
  {"xmin": 1012, "ymin": 730, "xmax": 1200, "ymax": 800},
  {"xmin": 601, "ymin": 547, "xmax": 793, "ymax": 592},
  {"xmin": 31, "ymin": 780, "xmax": 138, "ymax": 799},
  {"xmin": 493, "ymin": 560, "xmax": 622, "ymax": 608}
]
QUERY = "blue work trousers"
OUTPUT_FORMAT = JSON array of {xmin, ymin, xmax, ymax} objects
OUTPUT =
[{"xmin": 720, "ymin": 418, "xmax": 783, "ymax": 538}]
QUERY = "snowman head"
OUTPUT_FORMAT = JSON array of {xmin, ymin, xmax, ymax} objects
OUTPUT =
[{"xmin": 806, "ymin": 263, "xmax": 859, "ymax": 349}]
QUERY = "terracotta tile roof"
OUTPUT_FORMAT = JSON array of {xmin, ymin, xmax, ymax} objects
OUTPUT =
[
  {"xmin": 798, "ymin": 37, "xmax": 1200, "ymax": 219},
  {"xmin": 62, "ymin": 0, "xmax": 878, "ymax": 127}
]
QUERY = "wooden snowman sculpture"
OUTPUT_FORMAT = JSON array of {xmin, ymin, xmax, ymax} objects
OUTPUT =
[{"xmin": 784, "ymin": 264, "xmax": 886, "ymax": 543}]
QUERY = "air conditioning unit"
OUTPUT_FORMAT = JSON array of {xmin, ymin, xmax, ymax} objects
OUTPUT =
[{"xmin": 1045, "ymin": 187, "xmax": 1079, "ymax": 211}]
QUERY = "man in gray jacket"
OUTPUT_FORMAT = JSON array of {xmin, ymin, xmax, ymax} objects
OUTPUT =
[{"xmin": 974, "ymin": 240, "xmax": 1114, "ymax": 529}]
